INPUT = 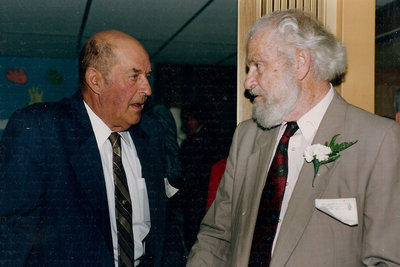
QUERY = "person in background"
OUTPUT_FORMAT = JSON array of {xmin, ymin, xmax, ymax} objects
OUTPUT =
[
  {"xmin": 205, "ymin": 126, "xmax": 234, "ymax": 212},
  {"xmin": 0, "ymin": 30, "xmax": 174, "ymax": 266},
  {"xmin": 150, "ymin": 104, "xmax": 185, "ymax": 189},
  {"xmin": 178, "ymin": 103, "xmax": 227, "ymax": 252},
  {"xmin": 205, "ymin": 157, "xmax": 227, "ymax": 212},
  {"xmin": 394, "ymin": 88, "xmax": 400, "ymax": 122},
  {"xmin": 170, "ymin": 106, "xmax": 187, "ymax": 146},
  {"xmin": 147, "ymin": 103, "xmax": 187, "ymax": 266},
  {"xmin": 187, "ymin": 9, "xmax": 400, "ymax": 266}
]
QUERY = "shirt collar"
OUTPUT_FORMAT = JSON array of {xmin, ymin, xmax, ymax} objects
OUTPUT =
[
  {"xmin": 282, "ymin": 85, "xmax": 334, "ymax": 142},
  {"xmin": 83, "ymin": 101, "xmax": 132, "ymax": 149},
  {"xmin": 296, "ymin": 85, "xmax": 334, "ymax": 142}
]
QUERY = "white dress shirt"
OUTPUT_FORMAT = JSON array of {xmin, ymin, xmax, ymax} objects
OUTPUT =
[
  {"xmin": 271, "ymin": 86, "xmax": 334, "ymax": 253},
  {"xmin": 84, "ymin": 102, "xmax": 151, "ymax": 267}
]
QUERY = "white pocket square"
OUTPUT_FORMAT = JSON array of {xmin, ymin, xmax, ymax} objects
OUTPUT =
[
  {"xmin": 164, "ymin": 178, "xmax": 179, "ymax": 198},
  {"xmin": 315, "ymin": 198, "xmax": 358, "ymax": 226}
]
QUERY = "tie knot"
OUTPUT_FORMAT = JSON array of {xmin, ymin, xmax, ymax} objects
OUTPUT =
[
  {"xmin": 109, "ymin": 132, "xmax": 121, "ymax": 148},
  {"xmin": 283, "ymin": 122, "xmax": 298, "ymax": 138}
]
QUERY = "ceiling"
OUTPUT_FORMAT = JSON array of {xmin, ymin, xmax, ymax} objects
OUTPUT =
[
  {"xmin": 376, "ymin": 0, "xmax": 398, "ymax": 7},
  {"xmin": 0, "ymin": 0, "xmax": 399, "ymax": 68},
  {"xmin": 0, "ymin": 0, "xmax": 238, "ymax": 66}
]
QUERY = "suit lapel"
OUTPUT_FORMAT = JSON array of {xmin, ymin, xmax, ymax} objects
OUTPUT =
[
  {"xmin": 233, "ymin": 126, "xmax": 281, "ymax": 264},
  {"xmin": 128, "ymin": 119, "xmax": 166, "ymax": 266},
  {"xmin": 271, "ymin": 92, "xmax": 348, "ymax": 266},
  {"xmin": 129, "ymin": 122, "xmax": 159, "ymax": 223},
  {"xmin": 129, "ymin": 124, "xmax": 149, "ymax": 180},
  {"xmin": 252, "ymin": 126, "xmax": 281, "ymax": 193},
  {"xmin": 246, "ymin": 126, "xmax": 281, "ymax": 217},
  {"xmin": 68, "ymin": 92, "xmax": 113, "ymax": 252}
]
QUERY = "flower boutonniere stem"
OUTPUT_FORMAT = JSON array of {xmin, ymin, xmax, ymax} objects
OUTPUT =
[{"xmin": 304, "ymin": 134, "xmax": 358, "ymax": 187}]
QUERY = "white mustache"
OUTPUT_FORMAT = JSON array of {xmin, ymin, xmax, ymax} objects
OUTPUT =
[{"xmin": 249, "ymin": 87, "xmax": 264, "ymax": 97}]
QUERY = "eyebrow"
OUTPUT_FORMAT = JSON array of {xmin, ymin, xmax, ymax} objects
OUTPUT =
[
  {"xmin": 132, "ymin": 68, "xmax": 152, "ymax": 76},
  {"xmin": 246, "ymin": 57, "xmax": 258, "ymax": 66}
]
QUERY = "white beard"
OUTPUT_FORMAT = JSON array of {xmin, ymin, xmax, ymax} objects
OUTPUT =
[{"xmin": 251, "ymin": 71, "xmax": 300, "ymax": 129}]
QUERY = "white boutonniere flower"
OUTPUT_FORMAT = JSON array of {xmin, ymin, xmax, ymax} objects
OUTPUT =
[{"xmin": 304, "ymin": 134, "xmax": 358, "ymax": 187}]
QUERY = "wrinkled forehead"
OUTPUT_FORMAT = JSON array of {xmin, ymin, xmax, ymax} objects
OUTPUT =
[{"xmin": 246, "ymin": 30, "xmax": 279, "ymax": 61}]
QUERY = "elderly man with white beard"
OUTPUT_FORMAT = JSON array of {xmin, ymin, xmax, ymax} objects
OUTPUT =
[{"xmin": 186, "ymin": 9, "xmax": 400, "ymax": 267}]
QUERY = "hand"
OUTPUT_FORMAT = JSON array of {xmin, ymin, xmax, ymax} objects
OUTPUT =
[
  {"xmin": 27, "ymin": 86, "xmax": 43, "ymax": 105},
  {"xmin": 6, "ymin": 68, "xmax": 28, "ymax": 84}
]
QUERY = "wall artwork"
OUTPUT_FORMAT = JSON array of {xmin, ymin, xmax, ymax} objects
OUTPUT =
[
  {"xmin": 5, "ymin": 68, "xmax": 28, "ymax": 84},
  {"xmin": 0, "ymin": 57, "xmax": 78, "ymax": 137}
]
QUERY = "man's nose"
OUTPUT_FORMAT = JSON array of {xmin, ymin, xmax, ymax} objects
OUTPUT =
[
  {"xmin": 244, "ymin": 70, "xmax": 256, "ymax": 91},
  {"xmin": 139, "ymin": 75, "xmax": 152, "ymax": 96}
]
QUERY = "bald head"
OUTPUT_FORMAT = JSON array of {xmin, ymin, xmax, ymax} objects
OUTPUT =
[
  {"xmin": 78, "ymin": 30, "xmax": 152, "ymax": 131},
  {"xmin": 92, "ymin": 30, "xmax": 145, "ymax": 50},
  {"xmin": 78, "ymin": 30, "xmax": 148, "ymax": 89}
]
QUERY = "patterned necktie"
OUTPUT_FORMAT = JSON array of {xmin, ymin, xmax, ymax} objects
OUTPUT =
[
  {"xmin": 109, "ymin": 132, "xmax": 135, "ymax": 267},
  {"xmin": 249, "ymin": 122, "xmax": 299, "ymax": 267}
]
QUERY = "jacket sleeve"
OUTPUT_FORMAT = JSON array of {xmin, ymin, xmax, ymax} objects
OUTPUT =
[
  {"xmin": 0, "ymin": 110, "xmax": 45, "ymax": 266},
  {"xmin": 362, "ymin": 121, "xmax": 400, "ymax": 266}
]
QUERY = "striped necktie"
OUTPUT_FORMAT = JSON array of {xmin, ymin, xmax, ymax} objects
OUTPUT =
[{"xmin": 109, "ymin": 132, "xmax": 135, "ymax": 267}]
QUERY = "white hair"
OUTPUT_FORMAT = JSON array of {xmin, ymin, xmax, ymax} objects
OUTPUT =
[{"xmin": 247, "ymin": 9, "xmax": 347, "ymax": 84}]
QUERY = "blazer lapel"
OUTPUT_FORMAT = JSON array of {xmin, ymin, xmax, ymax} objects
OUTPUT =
[
  {"xmin": 233, "ymin": 126, "xmax": 281, "ymax": 265},
  {"xmin": 68, "ymin": 92, "xmax": 113, "ymax": 251},
  {"xmin": 129, "ymin": 124, "xmax": 149, "ymax": 179},
  {"xmin": 271, "ymin": 92, "xmax": 348, "ymax": 266},
  {"xmin": 252, "ymin": 126, "xmax": 281, "ymax": 199},
  {"xmin": 252, "ymin": 126, "xmax": 281, "ymax": 194},
  {"xmin": 128, "ymin": 123, "xmax": 159, "ymax": 222}
]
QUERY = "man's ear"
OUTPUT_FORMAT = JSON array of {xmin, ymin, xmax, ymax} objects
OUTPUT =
[
  {"xmin": 85, "ymin": 67, "xmax": 103, "ymax": 94},
  {"xmin": 295, "ymin": 49, "xmax": 311, "ymax": 80}
]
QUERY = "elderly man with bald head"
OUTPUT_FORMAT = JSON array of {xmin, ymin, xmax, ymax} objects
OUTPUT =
[{"xmin": 0, "ymin": 30, "xmax": 175, "ymax": 266}]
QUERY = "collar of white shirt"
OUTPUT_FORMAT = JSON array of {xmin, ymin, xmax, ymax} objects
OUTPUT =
[
  {"xmin": 284, "ymin": 84, "xmax": 335, "ymax": 142},
  {"xmin": 83, "ymin": 101, "xmax": 133, "ymax": 149}
]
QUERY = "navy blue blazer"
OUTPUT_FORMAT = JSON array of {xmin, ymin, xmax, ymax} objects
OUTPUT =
[{"xmin": 0, "ymin": 91, "xmax": 167, "ymax": 266}]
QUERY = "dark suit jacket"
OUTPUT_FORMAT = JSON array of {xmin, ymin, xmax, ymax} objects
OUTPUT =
[{"xmin": 0, "ymin": 91, "xmax": 167, "ymax": 266}]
